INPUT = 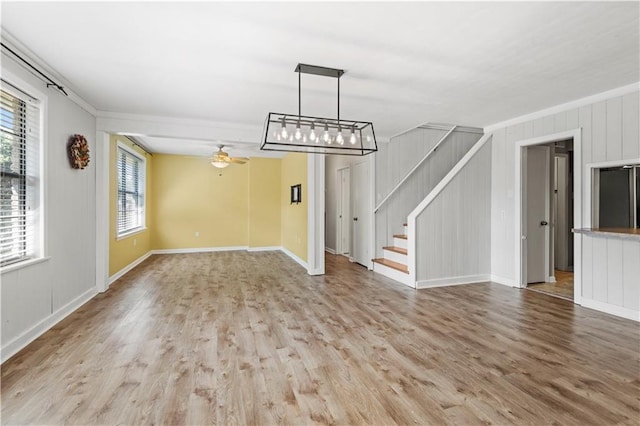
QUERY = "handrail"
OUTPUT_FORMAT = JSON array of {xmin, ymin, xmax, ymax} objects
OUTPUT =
[{"xmin": 374, "ymin": 125, "xmax": 457, "ymax": 213}]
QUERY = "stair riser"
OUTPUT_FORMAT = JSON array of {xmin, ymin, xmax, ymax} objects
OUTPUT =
[
  {"xmin": 394, "ymin": 237, "xmax": 407, "ymax": 249},
  {"xmin": 373, "ymin": 262, "xmax": 413, "ymax": 287},
  {"xmin": 383, "ymin": 249, "xmax": 407, "ymax": 264}
]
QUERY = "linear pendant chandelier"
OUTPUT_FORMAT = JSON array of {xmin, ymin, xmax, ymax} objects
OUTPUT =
[{"xmin": 260, "ymin": 63, "xmax": 377, "ymax": 156}]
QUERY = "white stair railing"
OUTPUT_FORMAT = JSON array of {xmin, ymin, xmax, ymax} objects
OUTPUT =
[{"xmin": 374, "ymin": 125, "xmax": 457, "ymax": 213}]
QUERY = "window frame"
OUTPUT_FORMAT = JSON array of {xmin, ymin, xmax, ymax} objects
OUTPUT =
[
  {"xmin": 115, "ymin": 141, "xmax": 146, "ymax": 238},
  {"xmin": 0, "ymin": 73, "xmax": 47, "ymax": 272}
]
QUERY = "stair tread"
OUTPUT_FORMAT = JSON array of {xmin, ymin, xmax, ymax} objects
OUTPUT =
[
  {"xmin": 393, "ymin": 234, "xmax": 408, "ymax": 239},
  {"xmin": 383, "ymin": 246, "xmax": 408, "ymax": 255},
  {"xmin": 373, "ymin": 258, "xmax": 409, "ymax": 273}
]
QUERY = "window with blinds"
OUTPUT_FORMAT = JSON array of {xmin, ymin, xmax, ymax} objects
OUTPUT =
[
  {"xmin": 1, "ymin": 85, "xmax": 41, "ymax": 267},
  {"xmin": 117, "ymin": 144, "xmax": 145, "ymax": 236}
]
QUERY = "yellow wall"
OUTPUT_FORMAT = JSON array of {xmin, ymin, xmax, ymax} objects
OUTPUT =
[
  {"xmin": 248, "ymin": 158, "xmax": 282, "ymax": 247},
  {"xmin": 281, "ymin": 153, "xmax": 308, "ymax": 261},
  {"xmin": 151, "ymin": 154, "xmax": 249, "ymax": 249},
  {"xmin": 109, "ymin": 135, "xmax": 153, "ymax": 276}
]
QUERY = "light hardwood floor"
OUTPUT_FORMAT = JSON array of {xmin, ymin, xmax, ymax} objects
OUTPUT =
[{"xmin": 2, "ymin": 252, "xmax": 639, "ymax": 425}]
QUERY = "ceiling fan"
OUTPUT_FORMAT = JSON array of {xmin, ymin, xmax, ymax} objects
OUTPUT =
[{"xmin": 210, "ymin": 145, "xmax": 249, "ymax": 169}]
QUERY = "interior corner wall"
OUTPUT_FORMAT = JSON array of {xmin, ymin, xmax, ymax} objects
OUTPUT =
[
  {"xmin": 108, "ymin": 135, "xmax": 153, "ymax": 276},
  {"xmin": 248, "ymin": 158, "xmax": 282, "ymax": 248},
  {"xmin": 1, "ymin": 58, "xmax": 97, "ymax": 357},
  {"xmin": 281, "ymin": 153, "xmax": 308, "ymax": 262},
  {"xmin": 489, "ymin": 88, "xmax": 639, "ymax": 317}
]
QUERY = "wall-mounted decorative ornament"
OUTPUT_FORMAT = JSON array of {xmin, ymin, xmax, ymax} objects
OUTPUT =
[{"xmin": 68, "ymin": 134, "xmax": 90, "ymax": 169}]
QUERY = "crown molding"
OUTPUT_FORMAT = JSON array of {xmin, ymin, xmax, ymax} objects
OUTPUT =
[
  {"xmin": 484, "ymin": 82, "xmax": 640, "ymax": 133},
  {"xmin": 0, "ymin": 28, "xmax": 98, "ymax": 116}
]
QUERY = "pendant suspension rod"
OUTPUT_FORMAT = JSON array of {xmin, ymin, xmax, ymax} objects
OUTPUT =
[
  {"xmin": 337, "ymin": 77, "xmax": 340, "ymax": 121},
  {"xmin": 298, "ymin": 69, "xmax": 301, "ymax": 119}
]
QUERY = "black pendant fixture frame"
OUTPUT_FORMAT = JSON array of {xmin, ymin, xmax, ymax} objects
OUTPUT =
[{"xmin": 260, "ymin": 63, "xmax": 377, "ymax": 156}]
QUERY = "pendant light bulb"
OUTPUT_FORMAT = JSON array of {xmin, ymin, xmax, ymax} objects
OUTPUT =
[
  {"xmin": 323, "ymin": 123, "xmax": 330, "ymax": 142},
  {"xmin": 281, "ymin": 118, "xmax": 288, "ymax": 138},
  {"xmin": 336, "ymin": 127, "xmax": 344, "ymax": 145},
  {"xmin": 309, "ymin": 123, "xmax": 316, "ymax": 142},
  {"xmin": 294, "ymin": 122, "xmax": 302, "ymax": 140},
  {"xmin": 350, "ymin": 127, "xmax": 357, "ymax": 145}
]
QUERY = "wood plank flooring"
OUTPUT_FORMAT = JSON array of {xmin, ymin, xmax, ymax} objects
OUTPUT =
[
  {"xmin": 2, "ymin": 252, "xmax": 639, "ymax": 425},
  {"xmin": 528, "ymin": 270, "xmax": 574, "ymax": 300}
]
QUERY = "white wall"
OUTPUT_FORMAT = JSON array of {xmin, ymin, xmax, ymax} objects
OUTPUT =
[
  {"xmin": 1, "ymin": 58, "xmax": 97, "ymax": 361},
  {"xmin": 489, "ymin": 86, "xmax": 639, "ymax": 319},
  {"xmin": 375, "ymin": 127, "xmax": 482, "ymax": 257},
  {"xmin": 416, "ymin": 142, "xmax": 492, "ymax": 284}
]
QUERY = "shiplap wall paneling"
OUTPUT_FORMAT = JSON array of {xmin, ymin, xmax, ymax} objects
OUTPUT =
[
  {"xmin": 622, "ymin": 92, "xmax": 640, "ymax": 159},
  {"xmin": 606, "ymin": 238, "xmax": 624, "ymax": 306},
  {"xmin": 416, "ymin": 143, "xmax": 491, "ymax": 282},
  {"xmin": 622, "ymin": 240, "xmax": 640, "ymax": 311},
  {"xmin": 582, "ymin": 234, "xmax": 594, "ymax": 300},
  {"xmin": 375, "ymin": 128, "xmax": 481, "ymax": 256},
  {"xmin": 1, "ymin": 58, "xmax": 97, "ymax": 354},
  {"xmin": 606, "ymin": 97, "xmax": 623, "ymax": 162}
]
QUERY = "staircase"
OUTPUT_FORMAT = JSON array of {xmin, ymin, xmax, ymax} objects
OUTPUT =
[{"xmin": 372, "ymin": 223, "xmax": 412, "ymax": 286}]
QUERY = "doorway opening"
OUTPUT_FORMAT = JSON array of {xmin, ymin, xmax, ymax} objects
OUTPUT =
[{"xmin": 518, "ymin": 132, "xmax": 580, "ymax": 303}]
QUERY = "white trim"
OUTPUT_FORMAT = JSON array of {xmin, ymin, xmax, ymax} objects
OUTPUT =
[
  {"xmin": 95, "ymin": 131, "xmax": 110, "ymax": 293},
  {"xmin": 514, "ymin": 129, "xmax": 582, "ymax": 306},
  {"xmin": 152, "ymin": 246, "xmax": 248, "ymax": 254},
  {"xmin": 416, "ymin": 274, "xmax": 491, "ymax": 289},
  {"xmin": 485, "ymin": 83, "xmax": 639, "ymax": 133},
  {"xmin": 0, "ymin": 256, "xmax": 50, "ymax": 274},
  {"xmin": 407, "ymin": 133, "xmax": 493, "ymax": 285},
  {"xmin": 281, "ymin": 247, "xmax": 308, "ymax": 269},
  {"xmin": 580, "ymin": 298, "xmax": 640, "ymax": 322},
  {"xmin": 1, "ymin": 287, "xmax": 97, "ymax": 364},
  {"xmin": 108, "ymin": 251, "xmax": 153, "ymax": 285},
  {"xmin": 306, "ymin": 154, "xmax": 325, "ymax": 275},
  {"xmin": 0, "ymin": 32, "xmax": 98, "ymax": 116},
  {"xmin": 116, "ymin": 227, "xmax": 148, "ymax": 241},
  {"xmin": 490, "ymin": 274, "xmax": 519, "ymax": 287},
  {"xmin": 368, "ymin": 153, "xmax": 376, "ymax": 271},
  {"xmin": 247, "ymin": 246, "xmax": 281, "ymax": 252},
  {"xmin": 324, "ymin": 247, "xmax": 336, "ymax": 254}
]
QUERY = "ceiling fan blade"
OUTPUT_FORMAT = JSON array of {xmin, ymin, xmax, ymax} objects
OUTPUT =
[{"xmin": 230, "ymin": 157, "xmax": 249, "ymax": 164}]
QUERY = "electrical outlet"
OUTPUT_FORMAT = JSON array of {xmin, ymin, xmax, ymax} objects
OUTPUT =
[
  {"xmin": 133, "ymin": 239, "xmax": 137, "ymax": 246},
  {"xmin": 195, "ymin": 231, "xmax": 199, "ymax": 237}
]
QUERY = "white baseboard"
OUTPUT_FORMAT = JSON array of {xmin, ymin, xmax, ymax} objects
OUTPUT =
[
  {"xmin": 280, "ymin": 247, "xmax": 308, "ymax": 269},
  {"xmin": 247, "ymin": 246, "xmax": 280, "ymax": 252},
  {"xmin": 152, "ymin": 246, "xmax": 249, "ymax": 254},
  {"xmin": 417, "ymin": 274, "xmax": 491, "ymax": 289},
  {"xmin": 1, "ymin": 287, "xmax": 97, "ymax": 364},
  {"xmin": 580, "ymin": 298, "xmax": 640, "ymax": 322},
  {"xmin": 373, "ymin": 262, "xmax": 414, "ymax": 288},
  {"xmin": 109, "ymin": 251, "xmax": 153, "ymax": 285},
  {"xmin": 324, "ymin": 247, "xmax": 336, "ymax": 254},
  {"xmin": 548, "ymin": 275, "xmax": 557, "ymax": 283},
  {"xmin": 490, "ymin": 274, "xmax": 519, "ymax": 287}
]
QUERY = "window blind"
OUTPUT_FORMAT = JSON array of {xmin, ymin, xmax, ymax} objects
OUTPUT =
[
  {"xmin": 117, "ymin": 146, "xmax": 145, "ymax": 235},
  {"xmin": 0, "ymin": 86, "xmax": 40, "ymax": 266}
]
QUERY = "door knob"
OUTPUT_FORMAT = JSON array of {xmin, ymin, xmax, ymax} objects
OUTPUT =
[
  {"xmin": 540, "ymin": 220, "xmax": 548, "ymax": 226},
  {"xmin": 353, "ymin": 217, "xmax": 358, "ymax": 221}
]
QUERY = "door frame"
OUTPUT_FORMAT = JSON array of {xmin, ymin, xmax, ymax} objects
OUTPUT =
[
  {"xmin": 524, "ymin": 145, "xmax": 553, "ymax": 284},
  {"xmin": 350, "ymin": 157, "xmax": 374, "ymax": 270},
  {"xmin": 515, "ymin": 129, "xmax": 582, "ymax": 304},
  {"xmin": 336, "ymin": 166, "xmax": 350, "ymax": 256}
]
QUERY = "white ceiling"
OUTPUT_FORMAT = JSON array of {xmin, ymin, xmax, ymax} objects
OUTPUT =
[{"xmin": 1, "ymin": 2, "xmax": 638, "ymax": 156}]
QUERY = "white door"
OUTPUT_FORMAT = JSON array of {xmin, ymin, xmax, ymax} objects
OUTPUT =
[
  {"xmin": 353, "ymin": 161, "xmax": 370, "ymax": 267},
  {"xmin": 554, "ymin": 155, "xmax": 569, "ymax": 270},
  {"xmin": 337, "ymin": 167, "xmax": 350, "ymax": 255},
  {"xmin": 526, "ymin": 146, "xmax": 551, "ymax": 284}
]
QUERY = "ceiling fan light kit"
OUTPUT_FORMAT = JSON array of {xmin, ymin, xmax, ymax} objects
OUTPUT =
[
  {"xmin": 210, "ymin": 145, "xmax": 248, "ymax": 168},
  {"xmin": 261, "ymin": 63, "xmax": 377, "ymax": 156}
]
